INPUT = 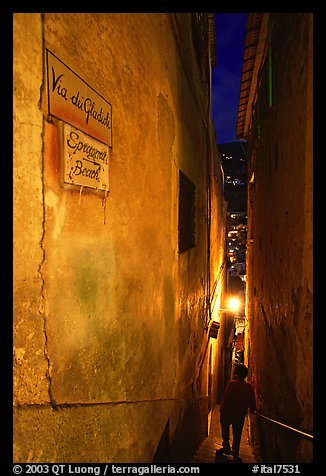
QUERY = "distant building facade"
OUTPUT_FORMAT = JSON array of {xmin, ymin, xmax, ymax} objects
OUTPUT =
[
  {"xmin": 220, "ymin": 141, "xmax": 247, "ymax": 214},
  {"xmin": 237, "ymin": 13, "xmax": 313, "ymax": 462},
  {"xmin": 13, "ymin": 13, "xmax": 227, "ymax": 462}
]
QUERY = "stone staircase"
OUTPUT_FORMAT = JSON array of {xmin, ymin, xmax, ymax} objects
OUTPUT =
[
  {"xmin": 192, "ymin": 433, "xmax": 256, "ymax": 463},
  {"xmin": 191, "ymin": 406, "xmax": 257, "ymax": 464},
  {"xmin": 191, "ymin": 435, "xmax": 222, "ymax": 463}
]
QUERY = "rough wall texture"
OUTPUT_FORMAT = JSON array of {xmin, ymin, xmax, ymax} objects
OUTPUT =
[
  {"xmin": 13, "ymin": 13, "xmax": 226, "ymax": 463},
  {"xmin": 246, "ymin": 13, "xmax": 313, "ymax": 463},
  {"xmin": 13, "ymin": 13, "xmax": 49, "ymax": 406}
]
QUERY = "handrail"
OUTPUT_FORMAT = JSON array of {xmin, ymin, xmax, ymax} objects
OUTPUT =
[{"xmin": 256, "ymin": 412, "xmax": 313, "ymax": 441}]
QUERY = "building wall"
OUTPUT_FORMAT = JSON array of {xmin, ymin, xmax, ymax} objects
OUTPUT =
[
  {"xmin": 208, "ymin": 144, "xmax": 228, "ymax": 408},
  {"xmin": 245, "ymin": 13, "xmax": 313, "ymax": 462},
  {"xmin": 13, "ymin": 13, "xmax": 226, "ymax": 463}
]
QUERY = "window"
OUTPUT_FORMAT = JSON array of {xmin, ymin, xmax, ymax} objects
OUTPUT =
[{"xmin": 178, "ymin": 170, "xmax": 196, "ymax": 253}]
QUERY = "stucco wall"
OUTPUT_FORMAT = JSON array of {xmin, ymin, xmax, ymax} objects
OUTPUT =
[
  {"xmin": 13, "ymin": 13, "xmax": 225, "ymax": 463},
  {"xmin": 246, "ymin": 13, "xmax": 313, "ymax": 463},
  {"xmin": 13, "ymin": 13, "xmax": 49, "ymax": 406}
]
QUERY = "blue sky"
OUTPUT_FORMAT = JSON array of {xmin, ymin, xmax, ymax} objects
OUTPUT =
[{"xmin": 212, "ymin": 13, "xmax": 247, "ymax": 144}]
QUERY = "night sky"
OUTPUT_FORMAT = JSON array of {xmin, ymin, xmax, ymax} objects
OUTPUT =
[{"xmin": 212, "ymin": 13, "xmax": 247, "ymax": 145}]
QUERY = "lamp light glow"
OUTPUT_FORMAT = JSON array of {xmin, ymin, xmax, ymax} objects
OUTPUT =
[{"xmin": 227, "ymin": 296, "xmax": 241, "ymax": 313}]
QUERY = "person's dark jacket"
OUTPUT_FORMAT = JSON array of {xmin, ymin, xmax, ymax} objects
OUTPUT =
[{"xmin": 220, "ymin": 378, "xmax": 256, "ymax": 422}]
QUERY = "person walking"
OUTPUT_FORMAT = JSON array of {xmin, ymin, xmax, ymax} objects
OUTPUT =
[{"xmin": 218, "ymin": 363, "xmax": 256, "ymax": 463}]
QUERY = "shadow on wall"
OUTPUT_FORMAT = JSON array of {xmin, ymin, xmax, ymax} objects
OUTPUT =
[{"xmin": 152, "ymin": 397, "xmax": 209, "ymax": 463}]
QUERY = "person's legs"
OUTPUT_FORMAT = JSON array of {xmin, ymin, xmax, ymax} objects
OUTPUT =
[
  {"xmin": 231, "ymin": 418, "xmax": 245, "ymax": 459},
  {"xmin": 220, "ymin": 415, "xmax": 232, "ymax": 454}
]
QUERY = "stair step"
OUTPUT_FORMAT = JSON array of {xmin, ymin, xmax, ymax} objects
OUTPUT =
[
  {"xmin": 191, "ymin": 405, "xmax": 257, "ymax": 463},
  {"xmin": 192, "ymin": 436, "xmax": 256, "ymax": 464}
]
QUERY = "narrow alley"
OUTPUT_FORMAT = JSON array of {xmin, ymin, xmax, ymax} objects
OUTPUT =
[
  {"xmin": 192, "ymin": 405, "xmax": 256, "ymax": 464},
  {"xmin": 13, "ymin": 12, "xmax": 313, "ymax": 468}
]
